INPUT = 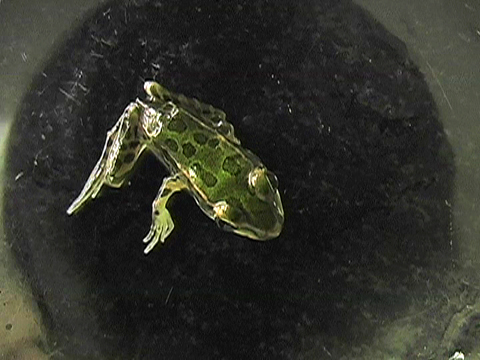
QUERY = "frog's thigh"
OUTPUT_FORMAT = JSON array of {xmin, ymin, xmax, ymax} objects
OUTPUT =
[
  {"xmin": 143, "ymin": 174, "xmax": 188, "ymax": 254},
  {"xmin": 144, "ymin": 81, "xmax": 170, "ymax": 101},
  {"xmin": 67, "ymin": 103, "xmax": 145, "ymax": 214},
  {"xmin": 105, "ymin": 104, "xmax": 147, "ymax": 187},
  {"xmin": 143, "ymin": 81, "xmax": 229, "ymax": 130}
]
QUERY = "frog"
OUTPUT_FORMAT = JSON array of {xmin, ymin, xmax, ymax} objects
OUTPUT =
[{"xmin": 67, "ymin": 81, "xmax": 284, "ymax": 254}]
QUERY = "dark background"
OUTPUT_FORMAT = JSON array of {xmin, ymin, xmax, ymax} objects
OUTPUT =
[{"xmin": 3, "ymin": 0, "xmax": 459, "ymax": 358}]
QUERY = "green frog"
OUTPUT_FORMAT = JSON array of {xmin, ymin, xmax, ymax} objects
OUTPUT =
[{"xmin": 67, "ymin": 81, "xmax": 284, "ymax": 254}]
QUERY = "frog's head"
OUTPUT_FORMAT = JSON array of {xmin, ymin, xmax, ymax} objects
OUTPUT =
[{"xmin": 213, "ymin": 167, "xmax": 284, "ymax": 240}]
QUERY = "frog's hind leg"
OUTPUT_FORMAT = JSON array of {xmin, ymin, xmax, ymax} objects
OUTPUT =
[
  {"xmin": 144, "ymin": 81, "xmax": 241, "ymax": 145},
  {"xmin": 67, "ymin": 102, "xmax": 146, "ymax": 215}
]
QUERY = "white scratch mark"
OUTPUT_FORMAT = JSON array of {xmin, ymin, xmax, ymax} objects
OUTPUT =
[
  {"xmin": 59, "ymin": 88, "xmax": 80, "ymax": 105},
  {"xmin": 165, "ymin": 286, "xmax": 173, "ymax": 305},
  {"xmin": 425, "ymin": 60, "xmax": 454, "ymax": 113}
]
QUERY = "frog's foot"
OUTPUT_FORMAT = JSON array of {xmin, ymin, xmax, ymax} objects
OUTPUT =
[
  {"xmin": 67, "ymin": 103, "xmax": 145, "ymax": 215},
  {"xmin": 142, "ymin": 209, "xmax": 175, "ymax": 254},
  {"xmin": 142, "ymin": 174, "xmax": 188, "ymax": 254}
]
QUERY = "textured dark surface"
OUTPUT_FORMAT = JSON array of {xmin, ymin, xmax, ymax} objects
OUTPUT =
[{"xmin": 3, "ymin": 0, "xmax": 455, "ymax": 359}]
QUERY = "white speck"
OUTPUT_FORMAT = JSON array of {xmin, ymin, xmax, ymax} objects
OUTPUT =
[
  {"xmin": 448, "ymin": 351, "xmax": 464, "ymax": 360},
  {"xmin": 15, "ymin": 172, "xmax": 24, "ymax": 181},
  {"xmin": 21, "ymin": 52, "xmax": 27, "ymax": 62},
  {"xmin": 188, "ymin": 168, "xmax": 197, "ymax": 180}
]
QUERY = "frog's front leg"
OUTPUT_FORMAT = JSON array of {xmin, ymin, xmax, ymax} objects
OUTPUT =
[
  {"xmin": 143, "ymin": 174, "xmax": 188, "ymax": 254},
  {"xmin": 67, "ymin": 103, "xmax": 146, "ymax": 214}
]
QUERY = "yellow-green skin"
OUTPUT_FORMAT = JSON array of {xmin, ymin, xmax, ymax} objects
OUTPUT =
[{"xmin": 67, "ymin": 81, "xmax": 284, "ymax": 254}]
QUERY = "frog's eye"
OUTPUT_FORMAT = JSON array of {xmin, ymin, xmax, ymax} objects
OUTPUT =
[
  {"xmin": 266, "ymin": 170, "xmax": 279, "ymax": 190},
  {"xmin": 248, "ymin": 167, "xmax": 279, "ymax": 200}
]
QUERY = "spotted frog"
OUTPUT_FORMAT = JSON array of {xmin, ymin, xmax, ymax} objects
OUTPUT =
[{"xmin": 67, "ymin": 81, "xmax": 284, "ymax": 254}]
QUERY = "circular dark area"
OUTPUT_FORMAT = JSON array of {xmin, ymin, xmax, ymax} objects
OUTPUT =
[{"xmin": 3, "ymin": 0, "xmax": 455, "ymax": 359}]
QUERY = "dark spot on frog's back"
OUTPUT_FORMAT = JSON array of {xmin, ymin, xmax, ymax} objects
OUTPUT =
[
  {"xmin": 192, "ymin": 162, "xmax": 217, "ymax": 188},
  {"xmin": 207, "ymin": 138, "xmax": 219, "ymax": 149},
  {"xmin": 167, "ymin": 118, "xmax": 187, "ymax": 133},
  {"xmin": 165, "ymin": 138, "xmax": 178, "ymax": 152},
  {"xmin": 222, "ymin": 155, "xmax": 243, "ymax": 176},
  {"xmin": 193, "ymin": 132, "xmax": 209, "ymax": 145},
  {"xmin": 182, "ymin": 142, "xmax": 196, "ymax": 158}
]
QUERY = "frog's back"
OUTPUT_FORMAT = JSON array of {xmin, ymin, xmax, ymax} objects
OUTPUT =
[{"xmin": 149, "ymin": 109, "xmax": 260, "ymax": 203}]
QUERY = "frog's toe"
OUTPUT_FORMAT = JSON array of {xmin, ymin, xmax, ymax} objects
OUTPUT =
[
  {"xmin": 142, "ymin": 210, "xmax": 175, "ymax": 254},
  {"xmin": 142, "ymin": 226, "xmax": 158, "ymax": 254}
]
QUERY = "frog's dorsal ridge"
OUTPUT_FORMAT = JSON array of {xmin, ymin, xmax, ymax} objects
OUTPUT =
[{"xmin": 144, "ymin": 80, "xmax": 241, "ymax": 145}]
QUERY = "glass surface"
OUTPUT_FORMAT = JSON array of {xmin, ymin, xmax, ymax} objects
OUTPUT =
[
  {"xmin": 1, "ymin": 0, "xmax": 479, "ymax": 359},
  {"xmin": 0, "ymin": 1, "xmax": 106, "ymax": 358}
]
